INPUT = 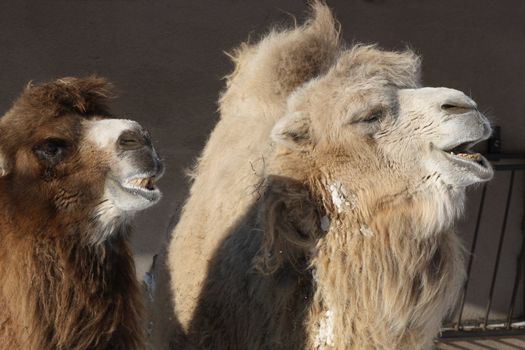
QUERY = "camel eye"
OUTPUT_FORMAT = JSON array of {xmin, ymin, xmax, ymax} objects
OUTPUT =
[
  {"xmin": 34, "ymin": 138, "xmax": 68, "ymax": 164},
  {"xmin": 363, "ymin": 109, "xmax": 384, "ymax": 123}
]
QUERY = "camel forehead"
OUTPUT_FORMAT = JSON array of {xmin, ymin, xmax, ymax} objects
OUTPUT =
[
  {"xmin": 292, "ymin": 78, "xmax": 398, "ymax": 126},
  {"xmin": 289, "ymin": 52, "xmax": 415, "ymax": 115}
]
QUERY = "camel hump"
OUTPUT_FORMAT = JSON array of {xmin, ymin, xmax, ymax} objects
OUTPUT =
[{"xmin": 220, "ymin": 1, "xmax": 341, "ymax": 112}]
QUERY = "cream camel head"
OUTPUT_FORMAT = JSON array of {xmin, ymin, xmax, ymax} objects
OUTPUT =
[{"xmin": 271, "ymin": 45, "xmax": 493, "ymax": 232}]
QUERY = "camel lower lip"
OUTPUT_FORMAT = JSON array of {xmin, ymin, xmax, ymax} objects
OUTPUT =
[
  {"xmin": 120, "ymin": 177, "xmax": 161, "ymax": 201},
  {"xmin": 122, "ymin": 184, "xmax": 160, "ymax": 201},
  {"xmin": 444, "ymin": 151, "xmax": 493, "ymax": 179}
]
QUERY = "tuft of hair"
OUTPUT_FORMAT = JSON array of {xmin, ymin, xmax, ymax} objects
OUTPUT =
[
  {"xmin": 19, "ymin": 75, "xmax": 116, "ymax": 117},
  {"xmin": 222, "ymin": 0, "xmax": 341, "ymax": 102},
  {"xmin": 335, "ymin": 44, "xmax": 422, "ymax": 88}
]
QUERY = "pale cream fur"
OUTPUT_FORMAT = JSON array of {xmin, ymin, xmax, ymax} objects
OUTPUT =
[
  {"xmin": 167, "ymin": 2, "xmax": 341, "ymax": 329},
  {"xmin": 164, "ymin": 2, "xmax": 492, "ymax": 349}
]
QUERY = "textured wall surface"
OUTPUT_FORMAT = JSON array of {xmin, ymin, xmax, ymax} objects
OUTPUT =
[{"xmin": 1, "ymin": 0, "xmax": 524, "ymax": 325}]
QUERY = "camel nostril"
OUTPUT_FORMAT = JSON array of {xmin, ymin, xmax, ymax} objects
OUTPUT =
[
  {"xmin": 441, "ymin": 103, "xmax": 476, "ymax": 114},
  {"xmin": 118, "ymin": 130, "xmax": 146, "ymax": 151}
]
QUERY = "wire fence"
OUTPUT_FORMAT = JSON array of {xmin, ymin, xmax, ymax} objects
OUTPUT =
[{"xmin": 440, "ymin": 155, "xmax": 525, "ymax": 338}]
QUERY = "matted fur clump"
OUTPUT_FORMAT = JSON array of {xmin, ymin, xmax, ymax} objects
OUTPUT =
[
  {"xmin": 161, "ymin": 2, "xmax": 493, "ymax": 349},
  {"xmin": 0, "ymin": 76, "xmax": 163, "ymax": 349}
]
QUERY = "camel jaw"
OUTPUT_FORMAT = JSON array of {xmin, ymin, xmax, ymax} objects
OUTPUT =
[
  {"xmin": 443, "ymin": 151, "xmax": 493, "ymax": 181},
  {"xmin": 121, "ymin": 175, "xmax": 161, "ymax": 201},
  {"xmin": 106, "ymin": 172, "xmax": 162, "ymax": 212},
  {"xmin": 438, "ymin": 135, "xmax": 493, "ymax": 182}
]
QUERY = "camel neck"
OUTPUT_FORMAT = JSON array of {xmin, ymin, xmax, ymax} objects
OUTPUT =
[{"xmin": 0, "ymin": 227, "xmax": 144, "ymax": 350}]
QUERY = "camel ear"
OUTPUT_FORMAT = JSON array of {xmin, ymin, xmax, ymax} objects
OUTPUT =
[{"xmin": 271, "ymin": 112, "xmax": 312, "ymax": 149}]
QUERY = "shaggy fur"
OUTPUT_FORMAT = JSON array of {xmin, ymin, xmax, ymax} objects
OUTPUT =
[
  {"xmin": 0, "ymin": 77, "xmax": 152, "ymax": 349},
  {"xmin": 164, "ymin": 2, "xmax": 491, "ymax": 349},
  {"xmin": 167, "ymin": 1, "xmax": 340, "ymax": 331}
]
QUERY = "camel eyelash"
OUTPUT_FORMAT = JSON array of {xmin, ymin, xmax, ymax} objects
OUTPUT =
[
  {"xmin": 362, "ymin": 109, "xmax": 384, "ymax": 123},
  {"xmin": 343, "ymin": 108, "xmax": 385, "ymax": 126}
]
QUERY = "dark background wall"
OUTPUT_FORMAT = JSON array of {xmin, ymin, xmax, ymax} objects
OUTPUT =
[{"xmin": 1, "ymin": 0, "xmax": 524, "ymax": 321}]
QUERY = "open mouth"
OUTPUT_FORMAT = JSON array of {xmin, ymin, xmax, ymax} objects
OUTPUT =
[
  {"xmin": 125, "ymin": 176, "xmax": 157, "ymax": 191},
  {"xmin": 441, "ymin": 140, "xmax": 493, "ymax": 179},
  {"xmin": 446, "ymin": 141, "xmax": 485, "ymax": 165},
  {"xmin": 121, "ymin": 175, "xmax": 161, "ymax": 201}
]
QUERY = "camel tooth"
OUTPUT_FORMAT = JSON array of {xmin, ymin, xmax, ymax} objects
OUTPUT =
[
  {"xmin": 127, "ymin": 178, "xmax": 157, "ymax": 188},
  {"xmin": 457, "ymin": 153, "xmax": 482, "ymax": 161},
  {"xmin": 130, "ymin": 178, "xmax": 142, "ymax": 187}
]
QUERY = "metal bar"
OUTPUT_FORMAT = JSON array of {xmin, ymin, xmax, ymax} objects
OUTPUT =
[
  {"xmin": 506, "ymin": 172, "xmax": 525, "ymax": 329},
  {"xmin": 482, "ymin": 170, "xmax": 516, "ymax": 329},
  {"xmin": 506, "ymin": 229, "xmax": 525, "ymax": 328},
  {"xmin": 440, "ymin": 328, "xmax": 525, "ymax": 339},
  {"xmin": 455, "ymin": 183, "xmax": 488, "ymax": 330}
]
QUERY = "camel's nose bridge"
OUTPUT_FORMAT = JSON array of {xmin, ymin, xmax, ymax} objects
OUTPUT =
[
  {"xmin": 400, "ymin": 87, "xmax": 479, "ymax": 118},
  {"xmin": 84, "ymin": 118, "xmax": 154, "ymax": 153}
]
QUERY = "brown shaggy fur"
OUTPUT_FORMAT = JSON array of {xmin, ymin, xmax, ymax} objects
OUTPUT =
[
  {"xmin": 163, "ymin": 2, "xmax": 488, "ymax": 349},
  {"xmin": 0, "ymin": 77, "xmax": 143, "ymax": 349}
]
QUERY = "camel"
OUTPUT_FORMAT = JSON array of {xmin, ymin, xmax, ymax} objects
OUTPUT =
[
  {"xmin": 0, "ymin": 76, "xmax": 164, "ymax": 350},
  {"xmin": 163, "ymin": 3, "xmax": 494, "ymax": 349}
]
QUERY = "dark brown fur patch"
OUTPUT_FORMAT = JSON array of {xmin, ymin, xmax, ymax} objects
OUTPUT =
[{"xmin": 22, "ymin": 76, "xmax": 115, "ymax": 117}]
